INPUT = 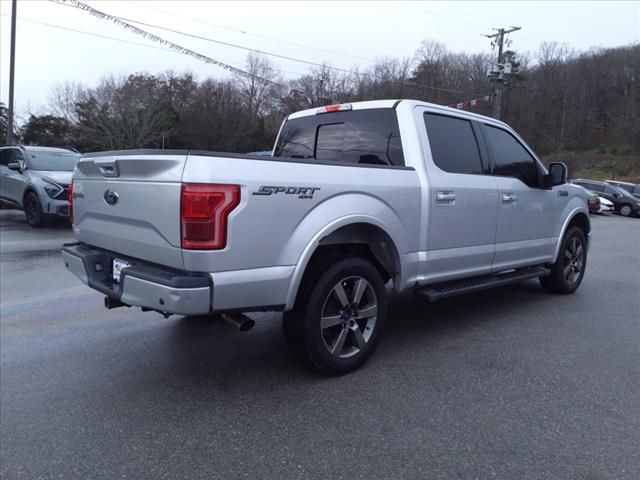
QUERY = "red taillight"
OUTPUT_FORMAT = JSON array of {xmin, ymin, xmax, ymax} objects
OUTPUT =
[
  {"xmin": 68, "ymin": 180, "xmax": 73, "ymax": 224},
  {"xmin": 181, "ymin": 183, "xmax": 240, "ymax": 250}
]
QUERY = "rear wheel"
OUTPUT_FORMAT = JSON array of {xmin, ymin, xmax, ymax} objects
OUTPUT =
[
  {"xmin": 619, "ymin": 204, "xmax": 633, "ymax": 217},
  {"xmin": 540, "ymin": 226, "xmax": 587, "ymax": 294},
  {"xmin": 282, "ymin": 256, "xmax": 387, "ymax": 375},
  {"xmin": 24, "ymin": 192, "xmax": 44, "ymax": 227}
]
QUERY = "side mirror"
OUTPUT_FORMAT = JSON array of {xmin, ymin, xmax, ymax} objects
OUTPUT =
[
  {"xmin": 7, "ymin": 162, "xmax": 22, "ymax": 172},
  {"xmin": 545, "ymin": 162, "xmax": 567, "ymax": 188}
]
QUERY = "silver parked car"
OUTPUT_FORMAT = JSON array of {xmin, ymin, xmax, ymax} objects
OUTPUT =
[{"xmin": 0, "ymin": 145, "xmax": 80, "ymax": 226}]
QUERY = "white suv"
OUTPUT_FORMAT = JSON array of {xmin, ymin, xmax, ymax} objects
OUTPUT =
[{"xmin": 0, "ymin": 145, "xmax": 80, "ymax": 226}]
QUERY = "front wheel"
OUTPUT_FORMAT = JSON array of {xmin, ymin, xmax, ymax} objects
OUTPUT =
[
  {"xmin": 24, "ymin": 192, "xmax": 44, "ymax": 227},
  {"xmin": 540, "ymin": 226, "xmax": 587, "ymax": 294},
  {"xmin": 282, "ymin": 257, "xmax": 388, "ymax": 375},
  {"xmin": 619, "ymin": 204, "xmax": 633, "ymax": 217}
]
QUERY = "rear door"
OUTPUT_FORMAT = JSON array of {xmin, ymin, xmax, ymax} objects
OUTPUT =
[
  {"xmin": 480, "ymin": 123, "xmax": 556, "ymax": 271},
  {"xmin": 73, "ymin": 152, "xmax": 188, "ymax": 269},
  {"xmin": 417, "ymin": 108, "xmax": 499, "ymax": 283}
]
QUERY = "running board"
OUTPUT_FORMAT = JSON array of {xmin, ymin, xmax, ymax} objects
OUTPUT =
[{"xmin": 416, "ymin": 266, "xmax": 550, "ymax": 302}]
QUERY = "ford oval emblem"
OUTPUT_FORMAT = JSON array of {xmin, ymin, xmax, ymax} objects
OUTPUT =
[{"xmin": 103, "ymin": 189, "xmax": 119, "ymax": 206}]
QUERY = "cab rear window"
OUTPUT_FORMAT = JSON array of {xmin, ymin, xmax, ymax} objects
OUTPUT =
[{"xmin": 274, "ymin": 109, "xmax": 405, "ymax": 166}]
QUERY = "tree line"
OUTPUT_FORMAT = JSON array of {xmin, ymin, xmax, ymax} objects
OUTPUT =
[{"xmin": 1, "ymin": 40, "xmax": 638, "ymax": 156}]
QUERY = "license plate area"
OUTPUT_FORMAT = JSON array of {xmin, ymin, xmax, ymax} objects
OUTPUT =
[{"xmin": 112, "ymin": 258, "xmax": 130, "ymax": 283}]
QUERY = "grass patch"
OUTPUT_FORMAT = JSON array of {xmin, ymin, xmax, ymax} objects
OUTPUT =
[{"xmin": 542, "ymin": 150, "xmax": 640, "ymax": 184}]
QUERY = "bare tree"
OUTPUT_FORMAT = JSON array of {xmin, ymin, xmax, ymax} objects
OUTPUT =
[{"xmin": 235, "ymin": 53, "xmax": 282, "ymax": 120}]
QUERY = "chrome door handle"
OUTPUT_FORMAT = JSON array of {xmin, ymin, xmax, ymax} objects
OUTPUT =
[
  {"xmin": 501, "ymin": 193, "xmax": 516, "ymax": 203},
  {"xmin": 436, "ymin": 191, "xmax": 456, "ymax": 203}
]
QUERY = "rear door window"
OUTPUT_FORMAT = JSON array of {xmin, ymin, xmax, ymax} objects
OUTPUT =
[
  {"xmin": 484, "ymin": 125, "xmax": 541, "ymax": 188},
  {"xmin": 274, "ymin": 109, "xmax": 404, "ymax": 166},
  {"xmin": 581, "ymin": 182, "xmax": 603, "ymax": 192},
  {"xmin": 424, "ymin": 113, "xmax": 483, "ymax": 174}
]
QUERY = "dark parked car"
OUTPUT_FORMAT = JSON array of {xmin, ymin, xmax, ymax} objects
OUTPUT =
[
  {"xmin": 572, "ymin": 179, "xmax": 640, "ymax": 217},
  {"xmin": 605, "ymin": 180, "xmax": 640, "ymax": 200}
]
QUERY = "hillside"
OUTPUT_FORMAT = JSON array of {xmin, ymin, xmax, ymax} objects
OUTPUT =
[{"xmin": 542, "ymin": 150, "xmax": 640, "ymax": 184}]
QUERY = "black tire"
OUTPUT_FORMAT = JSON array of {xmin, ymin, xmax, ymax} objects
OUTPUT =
[
  {"xmin": 24, "ymin": 191, "xmax": 44, "ymax": 227},
  {"xmin": 282, "ymin": 256, "xmax": 388, "ymax": 376},
  {"xmin": 540, "ymin": 226, "xmax": 587, "ymax": 294},
  {"xmin": 619, "ymin": 204, "xmax": 633, "ymax": 217}
]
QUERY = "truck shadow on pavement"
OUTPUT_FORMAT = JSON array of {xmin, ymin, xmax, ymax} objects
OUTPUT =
[{"xmin": 150, "ymin": 280, "xmax": 554, "ymax": 384}]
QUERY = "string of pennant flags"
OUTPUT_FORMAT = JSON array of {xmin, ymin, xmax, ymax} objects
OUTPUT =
[{"xmin": 448, "ymin": 95, "xmax": 494, "ymax": 110}]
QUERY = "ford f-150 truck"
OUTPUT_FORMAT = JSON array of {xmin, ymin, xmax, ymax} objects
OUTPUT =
[{"xmin": 62, "ymin": 100, "xmax": 590, "ymax": 375}]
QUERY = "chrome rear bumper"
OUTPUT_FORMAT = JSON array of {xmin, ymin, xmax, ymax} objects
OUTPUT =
[{"xmin": 62, "ymin": 243, "xmax": 211, "ymax": 316}]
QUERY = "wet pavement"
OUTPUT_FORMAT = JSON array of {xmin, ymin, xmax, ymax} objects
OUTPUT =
[{"xmin": 1, "ymin": 208, "xmax": 639, "ymax": 479}]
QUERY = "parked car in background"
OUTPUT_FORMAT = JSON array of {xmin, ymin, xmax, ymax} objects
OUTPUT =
[
  {"xmin": 63, "ymin": 100, "xmax": 590, "ymax": 375},
  {"xmin": 0, "ymin": 145, "xmax": 80, "ymax": 226},
  {"xmin": 597, "ymin": 195, "xmax": 614, "ymax": 214},
  {"xmin": 574, "ymin": 185, "xmax": 601, "ymax": 214},
  {"xmin": 605, "ymin": 180, "xmax": 640, "ymax": 200},
  {"xmin": 572, "ymin": 179, "xmax": 640, "ymax": 217}
]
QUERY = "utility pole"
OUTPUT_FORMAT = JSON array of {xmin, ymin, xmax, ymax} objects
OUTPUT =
[
  {"xmin": 485, "ymin": 26, "xmax": 520, "ymax": 120},
  {"xmin": 7, "ymin": 0, "xmax": 17, "ymax": 144}
]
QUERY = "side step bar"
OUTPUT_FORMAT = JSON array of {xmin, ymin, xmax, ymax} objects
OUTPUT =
[{"xmin": 416, "ymin": 266, "xmax": 550, "ymax": 302}]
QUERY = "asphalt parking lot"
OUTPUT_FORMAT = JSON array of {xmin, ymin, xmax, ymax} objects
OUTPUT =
[{"xmin": 1, "ymin": 208, "xmax": 639, "ymax": 480}]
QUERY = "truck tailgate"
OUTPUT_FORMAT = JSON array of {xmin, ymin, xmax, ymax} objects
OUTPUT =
[{"xmin": 72, "ymin": 153, "xmax": 186, "ymax": 269}]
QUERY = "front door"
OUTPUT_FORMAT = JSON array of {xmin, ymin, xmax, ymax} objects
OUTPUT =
[
  {"xmin": 417, "ymin": 108, "xmax": 499, "ymax": 283},
  {"xmin": 480, "ymin": 124, "xmax": 557, "ymax": 271},
  {"xmin": 0, "ymin": 148, "xmax": 25, "ymax": 205}
]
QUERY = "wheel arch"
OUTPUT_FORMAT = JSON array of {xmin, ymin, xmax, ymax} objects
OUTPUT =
[
  {"xmin": 22, "ymin": 185, "xmax": 39, "ymax": 208},
  {"xmin": 284, "ymin": 218, "xmax": 403, "ymax": 311},
  {"xmin": 552, "ymin": 208, "xmax": 590, "ymax": 264}
]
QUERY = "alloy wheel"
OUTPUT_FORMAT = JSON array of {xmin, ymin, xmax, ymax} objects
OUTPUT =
[
  {"xmin": 563, "ymin": 236, "xmax": 584, "ymax": 285},
  {"xmin": 25, "ymin": 195, "xmax": 37, "ymax": 222},
  {"xmin": 320, "ymin": 276, "xmax": 378, "ymax": 359}
]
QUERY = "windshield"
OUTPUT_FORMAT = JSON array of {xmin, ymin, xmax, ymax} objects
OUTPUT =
[{"xmin": 26, "ymin": 151, "xmax": 80, "ymax": 171}]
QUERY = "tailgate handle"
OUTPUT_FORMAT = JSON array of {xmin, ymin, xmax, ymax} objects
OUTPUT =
[{"xmin": 95, "ymin": 159, "xmax": 119, "ymax": 177}]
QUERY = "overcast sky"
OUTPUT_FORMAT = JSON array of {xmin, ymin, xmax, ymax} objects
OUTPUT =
[{"xmin": 1, "ymin": 0, "xmax": 638, "ymax": 118}]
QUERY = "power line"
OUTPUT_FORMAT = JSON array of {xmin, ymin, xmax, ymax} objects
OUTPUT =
[
  {"xmin": 49, "ymin": 0, "xmax": 282, "ymax": 85},
  {"xmin": 128, "ymin": 0, "xmax": 376, "ymax": 64},
  {"xmin": 0, "ymin": 14, "xmax": 186, "ymax": 53},
  {"xmin": 38, "ymin": 1, "xmax": 491, "ymax": 99},
  {"xmin": 364, "ymin": 2, "xmax": 482, "ymax": 36},
  {"xmin": 394, "ymin": 1, "xmax": 492, "ymax": 29},
  {"xmin": 52, "ymin": 0, "xmax": 364, "ymax": 77},
  {"xmin": 0, "ymin": 14, "xmax": 308, "ymax": 78},
  {"xmin": 428, "ymin": 1, "xmax": 498, "ymax": 26},
  {"xmin": 0, "ymin": 10, "xmax": 490, "ymax": 99},
  {"xmin": 108, "ymin": 11, "xmax": 489, "ymax": 97}
]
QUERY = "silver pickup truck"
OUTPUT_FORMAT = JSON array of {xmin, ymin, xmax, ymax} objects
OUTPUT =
[{"xmin": 62, "ymin": 100, "xmax": 590, "ymax": 375}]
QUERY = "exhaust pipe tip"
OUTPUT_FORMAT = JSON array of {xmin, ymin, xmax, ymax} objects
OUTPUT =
[
  {"xmin": 222, "ymin": 313, "xmax": 255, "ymax": 332},
  {"xmin": 104, "ymin": 296, "xmax": 125, "ymax": 309}
]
